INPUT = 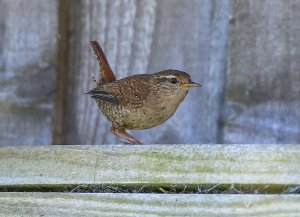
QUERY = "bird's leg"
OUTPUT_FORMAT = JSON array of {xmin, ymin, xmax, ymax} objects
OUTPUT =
[{"xmin": 111, "ymin": 127, "xmax": 143, "ymax": 144}]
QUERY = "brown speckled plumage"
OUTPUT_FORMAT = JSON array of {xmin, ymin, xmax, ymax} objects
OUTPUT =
[{"xmin": 87, "ymin": 41, "xmax": 200, "ymax": 144}]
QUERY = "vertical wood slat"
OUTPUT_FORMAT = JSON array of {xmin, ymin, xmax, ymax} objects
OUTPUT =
[
  {"xmin": 224, "ymin": 0, "xmax": 300, "ymax": 143},
  {"xmin": 0, "ymin": 0, "xmax": 57, "ymax": 146},
  {"xmin": 54, "ymin": 0, "xmax": 71, "ymax": 144},
  {"xmin": 206, "ymin": 0, "xmax": 231, "ymax": 142}
]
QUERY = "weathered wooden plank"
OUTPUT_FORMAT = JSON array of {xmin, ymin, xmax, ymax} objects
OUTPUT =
[
  {"xmin": 0, "ymin": 145, "xmax": 299, "ymax": 186},
  {"xmin": 0, "ymin": 0, "xmax": 57, "ymax": 146},
  {"xmin": 225, "ymin": 0, "xmax": 300, "ymax": 143},
  {"xmin": 0, "ymin": 193, "xmax": 299, "ymax": 217}
]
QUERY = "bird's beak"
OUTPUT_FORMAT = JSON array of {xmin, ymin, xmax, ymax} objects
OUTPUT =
[{"xmin": 181, "ymin": 81, "xmax": 201, "ymax": 88}]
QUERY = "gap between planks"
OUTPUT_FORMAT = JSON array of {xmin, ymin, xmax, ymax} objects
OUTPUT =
[{"xmin": 0, "ymin": 144, "xmax": 299, "ymax": 195}]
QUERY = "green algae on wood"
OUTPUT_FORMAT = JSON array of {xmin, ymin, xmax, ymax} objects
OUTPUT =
[{"xmin": 0, "ymin": 145, "xmax": 299, "ymax": 187}]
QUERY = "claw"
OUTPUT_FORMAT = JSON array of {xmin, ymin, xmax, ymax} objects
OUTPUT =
[{"xmin": 111, "ymin": 127, "xmax": 143, "ymax": 145}]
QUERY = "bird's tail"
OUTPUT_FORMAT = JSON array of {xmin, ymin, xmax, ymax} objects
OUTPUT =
[{"xmin": 90, "ymin": 41, "xmax": 116, "ymax": 84}]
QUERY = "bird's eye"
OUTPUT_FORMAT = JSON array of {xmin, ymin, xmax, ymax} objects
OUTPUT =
[{"xmin": 170, "ymin": 78, "xmax": 177, "ymax": 84}]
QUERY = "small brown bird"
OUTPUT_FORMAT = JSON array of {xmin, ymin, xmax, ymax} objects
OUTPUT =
[{"xmin": 87, "ymin": 41, "xmax": 201, "ymax": 144}]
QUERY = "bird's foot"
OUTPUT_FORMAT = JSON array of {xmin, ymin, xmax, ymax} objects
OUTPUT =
[{"xmin": 111, "ymin": 127, "xmax": 143, "ymax": 145}]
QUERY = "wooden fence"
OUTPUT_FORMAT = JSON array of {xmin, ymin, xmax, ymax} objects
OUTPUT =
[
  {"xmin": 1, "ymin": 0, "xmax": 300, "ymax": 146},
  {"xmin": 1, "ymin": 144, "xmax": 299, "ymax": 216}
]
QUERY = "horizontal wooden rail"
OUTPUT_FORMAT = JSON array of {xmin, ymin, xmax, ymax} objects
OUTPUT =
[
  {"xmin": 0, "ymin": 144, "xmax": 299, "ymax": 190},
  {"xmin": 0, "ymin": 145, "xmax": 300, "ymax": 216},
  {"xmin": 0, "ymin": 193, "xmax": 299, "ymax": 216}
]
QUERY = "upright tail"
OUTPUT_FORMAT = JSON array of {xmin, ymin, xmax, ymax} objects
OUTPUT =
[{"xmin": 90, "ymin": 41, "xmax": 116, "ymax": 84}]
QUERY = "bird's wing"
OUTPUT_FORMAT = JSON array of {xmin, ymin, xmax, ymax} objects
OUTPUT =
[
  {"xmin": 86, "ymin": 85, "xmax": 120, "ymax": 103},
  {"xmin": 87, "ymin": 75, "xmax": 151, "ymax": 105},
  {"xmin": 90, "ymin": 41, "xmax": 116, "ymax": 84},
  {"xmin": 118, "ymin": 76, "xmax": 151, "ymax": 106}
]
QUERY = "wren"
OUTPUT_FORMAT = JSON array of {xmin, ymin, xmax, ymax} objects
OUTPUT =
[{"xmin": 87, "ymin": 41, "xmax": 200, "ymax": 144}]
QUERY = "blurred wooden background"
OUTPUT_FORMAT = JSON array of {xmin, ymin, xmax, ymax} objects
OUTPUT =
[{"xmin": 0, "ymin": 0, "xmax": 299, "ymax": 146}]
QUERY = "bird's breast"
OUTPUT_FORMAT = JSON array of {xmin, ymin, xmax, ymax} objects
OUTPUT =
[{"xmin": 96, "ymin": 89, "xmax": 189, "ymax": 130}]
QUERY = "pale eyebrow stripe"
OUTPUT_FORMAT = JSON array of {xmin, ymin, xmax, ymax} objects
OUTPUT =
[{"xmin": 158, "ymin": 75, "xmax": 176, "ymax": 79}]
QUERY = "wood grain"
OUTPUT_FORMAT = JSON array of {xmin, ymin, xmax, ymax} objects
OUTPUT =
[
  {"xmin": 0, "ymin": 145, "xmax": 299, "ymax": 186},
  {"xmin": 0, "ymin": 193, "xmax": 299, "ymax": 217},
  {"xmin": 225, "ymin": 0, "xmax": 300, "ymax": 143},
  {"xmin": 0, "ymin": 0, "xmax": 57, "ymax": 146}
]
